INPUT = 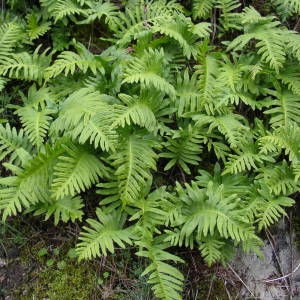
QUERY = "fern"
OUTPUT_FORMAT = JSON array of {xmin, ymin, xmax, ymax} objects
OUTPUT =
[
  {"xmin": 122, "ymin": 48, "xmax": 176, "ymax": 97},
  {"xmin": 0, "ymin": 46, "xmax": 52, "ymax": 82},
  {"xmin": 2, "ymin": 2, "xmax": 300, "ymax": 299},
  {"xmin": 40, "ymin": 0, "xmax": 85, "ymax": 22},
  {"xmin": 0, "ymin": 22, "xmax": 24, "ymax": 60},
  {"xmin": 45, "ymin": 42, "xmax": 105, "ymax": 79},
  {"xmin": 136, "ymin": 236, "xmax": 184, "ymax": 300},
  {"xmin": 192, "ymin": 0, "xmax": 215, "ymax": 19},
  {"xmin": 109, "ymin": 132, "xmax": 158, "ymax": 205},
  {"xmin": 79, "ymin": 0, "xmax": 118, "ymax": 27},
  {"xmin": 30, "ymin": 195, "xmax": 84, "ymax": 224},
  {"xmin": 0, "ymin": 124, "xmax": 32, "ymax": 163},
  {"xmin": 76, "ymin": 208, "xmax": 133, "ymax": 259},
  {"xmin": 51, "ymin": 143, "xmax": 109, "ymax": 199},
  {"xmin": 160, "ymin": 125, "xmax": 203, "ymax": 174},
  {"xmin": 255, "ymin": 187, "xmax": 295, "ymax": 231},
  {"xmin": 264, "ymin": 89, "xmax": 300, "ymax": 127}
]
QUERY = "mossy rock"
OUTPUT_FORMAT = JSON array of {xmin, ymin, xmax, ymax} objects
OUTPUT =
[{"xmin": 16, "ymin": 262, "xmax": 96, "ymax": 299}]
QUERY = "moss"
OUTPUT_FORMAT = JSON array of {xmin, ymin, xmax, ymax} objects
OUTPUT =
[
  {"xmin": 16, "ymin": 262, "xmax": 96, "ymax": 299},
  {"xmin": 196, "ymin": 277, "xmax": 230, "ymax": 300}
]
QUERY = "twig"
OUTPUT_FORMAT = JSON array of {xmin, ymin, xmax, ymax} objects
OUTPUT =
[
  {"xmin": 265, "ymin": 228, "xmax": 291, "ymax": 294},
  {"xmin": 227, "ymin": 263, "xmax": 255, "ymax": 297},
  {"xmin": 262, "ymin": 261, "xmax": 300, "ymax": 283},
  {"xmin": 206, "ymin": 275, "xmax": 214, "ymax": 300}
]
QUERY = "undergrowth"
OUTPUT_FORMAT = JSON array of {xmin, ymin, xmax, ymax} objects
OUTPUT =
[{"xmin": 0, "ymin": 0, "xmax": 300, "ymax": 299}]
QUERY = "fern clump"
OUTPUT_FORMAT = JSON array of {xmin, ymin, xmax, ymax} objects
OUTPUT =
[{"xmin": 1, "ymin": 0, "xmax": 300, "ymax": 299}]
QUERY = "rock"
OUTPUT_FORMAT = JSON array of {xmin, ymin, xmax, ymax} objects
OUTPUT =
[{"xmin": 230, "ymin": 219, "xmax": 300, "ymax": 299}]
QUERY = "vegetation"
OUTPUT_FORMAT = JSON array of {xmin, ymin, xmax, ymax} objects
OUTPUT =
[{"xmin": 0, "ymin": 0, "xmax": 300, "ymax": 299}]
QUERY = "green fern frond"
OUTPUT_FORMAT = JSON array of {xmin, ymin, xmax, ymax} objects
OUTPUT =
[
  {"xmin": 175, "ymin": 69, "xmax": 201, "ymax": 116},
  {"xmin": 136, "ymin": 238, "xmax": 184, "ymax": 300},
  {"xmin": 0, "ymin": 124, "xmax": 32, "ymax": 163},
  {"xmin": 109, "ymin": 132, "xmax": 158, "ymax": 205},
  {"xmin": 199, "ymin": 236, "xmax": 233, "ymax": 266},
  {"xmin": 40, "ymin": 0, "xmax": 85, "ymax": 22},
  {"xmin": 16, "ymin": 106, "xmax": 55, "ymax": 149},
  {"xmin": 217, "ymin": 0, "xmax": 241, "ymax": 30},
  {"xmin": 255, "ymin": 187, "xmax": 295, "ymax": 231},
  {"xmin": 196, "ymin": 163, "xmax": 250, "ymax": 196},
  {"xmin": 51, "ymin": 143, "xmax": 109, "ymax": 199},
  {"xmin": 31, "ymin": 195, "xmax": 84, "ymax": 224},
  {"xmin": 259, "ymin": 123, "xmax": 300, "ymax": 162},
  {"xmin": 178, "ymin": 182, "xmax": 256, "ymax": 242},
  {"xmin": 223, "ymin": 139, "xmax": 274, "ymax": 174},
  {"xmin": 111, "ymin": 0, "xmax": 181, "ymax": 46},
  {"xmin": 112, "ymin": 94, "xmax": 157, "ymax": 132},
  {"xmin": 130, "ymin": 186, "xmax": 172, "ymax": 230},
  {"xmin": 79, "ymin": 0, "xmax": 118, "ymax": 27},
  {"xmin": 0, "ymin": 45, "xmax": 52, "ymax": 82},
  {"xmin": 277, "ymin": 67, "xmax": 300, "ymax": 95},
  {"xmin": 45, "ymin": 42, "xmax": 105, "ymax": 79},
  {"xmin": 256, "ymin": 160, "xmax": 298, "ymax": 195},
  {"xmin": 227, "ymin": 7, "xmax": 288, "ymax": 72},
  {"xmin": 153, "ymin": 16, "xmax": 210, "ymax": 59},
  {"xmin": 51, "ymin": 88, "xmax": 118, "ymax": 151},
  {"xmin": 264, "ymin": 90, "xmax": 300, "ymax": 127},
  {"xmin": 193, "ymin": 114, "xmax": 248, "ymax": 148},
  {"xmin": 192, "ymin": 0, "xmax": 215, "ymax": 19},
  {"xmin": 272, "ymin": 0, "xmax": 300, "ymax": 16},
  {"xmin": 160, "ymin": 125, "xmax": 203, "ymax": 174},
  {"xmin": 26, "ymin": 11, "xmax": 51, "ymax": 41},
  {"xmin": 76, "ymin": 208, "xmax": 133, "ymax": 259},
  {"xmin": 194, "ymin": 52, "xmax": 220, "ymax": 114},
  {"xmin": 0, "ymin": 22, "xmax": 24, "ymax": 60},
  {"xmin": 122, "ymin": 48, "xmax": 176, "ymax": 97},
  {"xmin": 0, "ymin": 177, "xmax": 40, "ymax": 221}
]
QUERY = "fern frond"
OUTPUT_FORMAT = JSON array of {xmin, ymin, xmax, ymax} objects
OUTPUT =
[
  {"xmin": 227, "ymin": 7, "xmax": 288, "ymax": 72},
  {"xmin": 192, "ymin": 0, "xmax": 215, "ymax": 19},
  {"xmin": 223, "ymin": 138, "xmax": 273, "ymax": 174},
  {"xmin": 259, "ymin": 123, "xmax": 300, "ymax": 162},
  {"xmin": 51, "ymin": 88, "xmax": 117, "ymax": 151},
  {"xmin": 160, "ymin": 125, "xmax": 203, "ymax": 174},
  {"xmin": 0, "ymin": 46, "xmax": 52, "ymax": 82},
  {"xmin": 31, "ymin": 195, "xmax": 84, "ymax": 224},
  {"xmin": 0, "ymin": 177, "xmax": 40, "ymax": 221},
  {"xmin": 40, "ymin": 0, "xmax": 84, "ymax": 22},
  {"xmin": 76, "ymin": 208, "xmax": 133, "ymax": 259},
  {"xmin": 272, "ymin": 0, "xmax": 300, "ymax": 16},
  {"xmin": 194, "ymin": 52, "xmax": 220, "ymax": 114},
  {"xmin": 45, "ymin": 42, "xmax": 105, "ymax": 79},
  {"xmin": 256, "ymin": 161, "xmax": 298, "ymax": 195},
  {"xmin": 175, "ymin": 69, "xmax": 201, "ymax": 116},
  {"xmin": 16, "ymin": 106, "xmax": 55, "ymax": 149},
  {"xmin": 136, "ymin": 238, "xmax": 184, "ymax": 300},
  {"xmin": 130, "ymin": 186, "xmax": 172, "ymax": 230},
  {"xmin": 51, "ymin": 143, "xmax": 109, "ymax": 200},
  {"xmin": 217, "ymin": 0, "xmax": 241, "ymax": 30},
  {"xmin": 193, "ymin": 114, "xmax": 248, "ymax": 148},
  {"xmin": 79, "ymin": 0, "xmax": 118, "ymax": 27},
  {"xmin": 111, "ymin": 0, "xmax": 180, "ymax": 46},
  {"xmin": 109, "ymin": 132, "xmax": 158, "ymax": 205},
  {"xmin": 122, "ymin": 48, "xmax": 176, "ymax": 97},
  {"xmin": 0, "ymin": 22, "xmax": 24, "ymax": 60},
  {"xmin": 26, "ymin": 11, "xmax": 51, "ymax": 41},
  {"xmin": 178, "ymin": 182, "xmax": 256, "ymax": 242},
  {"xmin": 0, "ymin": 124, "xmax": 32, "ymax": 163},
  {"xmin": 255, "ymin": 187, "xmax": 295, "ymax": 231},
  {"xmin": 199, "ymin": 236, "xmax": 233, "ymax": 266},
  {"xmin": 153, "ymin": 16, "xmax": 210, "ymax": 59},
  {"xmin": 264, "ymin": 90, "xmax": 300, "ymax": 127}
]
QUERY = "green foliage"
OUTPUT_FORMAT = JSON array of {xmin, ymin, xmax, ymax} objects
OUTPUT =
[{"xmin": 1, "ymin": 1, "xmax": 300, "ymax": 299}]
